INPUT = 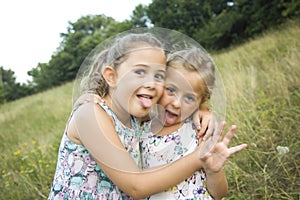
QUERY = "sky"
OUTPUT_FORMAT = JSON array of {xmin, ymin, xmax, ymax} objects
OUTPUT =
[{"xmin": 0, "ymin": 0, "xmax": 152, "ymax": 83}]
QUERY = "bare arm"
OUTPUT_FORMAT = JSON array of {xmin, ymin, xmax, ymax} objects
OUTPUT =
[
  {"xmin": 70, "ymin": 102, "xmax": 203, "ymax": 199},
  {"xmin": 200, "ymin": 123, "xmax": 247, "ymax": 199},
  {"xmin": 205, "ymin": 170, "xmax": 228, "ymax": 200}
]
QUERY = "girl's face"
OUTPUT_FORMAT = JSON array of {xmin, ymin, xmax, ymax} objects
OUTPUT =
[
  {"xmin": 111, "ymin": 47, "xmax": 166, "ymax": 118},
  {"xmin": 159, "ymin": 66, "xmax": 203, "ymax": 126}
]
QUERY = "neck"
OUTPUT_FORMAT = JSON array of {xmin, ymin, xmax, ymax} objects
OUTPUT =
[
  {"xmin": 103, "ymin": 94, "xmax": 132, "ymax": 128},
  {"xmin": 154, "ymin": 121, "xmax": 183, "ymax": 136}
]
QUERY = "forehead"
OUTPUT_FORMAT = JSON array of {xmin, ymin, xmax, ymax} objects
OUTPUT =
[
  {"xmin": 166, "ymin": 66, "xmax": 203, "ymax": 95},
  {"xmin": 125, "ymin": 47, "xmax": 166, "ymax": 66}
]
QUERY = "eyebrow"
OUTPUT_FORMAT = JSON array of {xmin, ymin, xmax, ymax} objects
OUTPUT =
[
  {"xmin": 133, "ymin": 64, "xmax": 166, "ymax": 73},
  {"xmin": 166, "ymin": 81, "xmax": 199, "ymax": 96}
]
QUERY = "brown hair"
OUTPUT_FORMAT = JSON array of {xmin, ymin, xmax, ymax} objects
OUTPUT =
[
  {"xmin": 166, "ymin": 47, "xmax": 215, "ymax": 105},
  {"xmin": 81, "ymin": 33, "xmax": 164, "ymax": 97}
]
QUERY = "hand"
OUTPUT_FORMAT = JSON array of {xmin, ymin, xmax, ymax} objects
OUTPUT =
[
  {"xmin": 193, "ymin": 109, "xmax": 219, "ymax": 140},
  {"xmin": 200, "ymin": 123, "xmax": 247, "ymax": 174},
  {"xmin": 73, "ymin": 93, "xmax": 103, "ymax": 108}
]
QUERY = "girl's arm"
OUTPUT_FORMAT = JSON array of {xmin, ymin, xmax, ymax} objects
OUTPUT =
[
  {"xmin": 69, "ymin": 102, "xmax": 203, "ymax": 199},
  {"xmin": 200, "ymin": 123, "xmax": 247, "ymax": 199},
  {"xmin": 205, "ymin": 170, "xmax": 228, "ymax": 200}
]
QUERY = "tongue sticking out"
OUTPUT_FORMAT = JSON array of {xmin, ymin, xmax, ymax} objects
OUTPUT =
[
  {"xmin": 139, "ymin": 96, "xmax": 152, "ymax": 108},
  {"xmin": 165, "ymin": 110, "xmax": 178, "ymax": 125}
]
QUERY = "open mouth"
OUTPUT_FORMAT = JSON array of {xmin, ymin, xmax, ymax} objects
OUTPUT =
[
  {"xmin": 165, "ymin": 110, "xmax": 178, "ymax": 125},
  {"xmin": 137, "ymin": 94, "xmax": 153, "ymax": 108}
]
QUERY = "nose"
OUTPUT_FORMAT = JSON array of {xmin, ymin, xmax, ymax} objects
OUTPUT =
[
  {"xmin": 171, "ymin": 95, "xmax": 181, "ymax": 109},
  {"xmin": 143, "ymin": 80, "xmax": 155, "ymax": 89},
  {"xmin": 143, "ymin": 75, "xmax": 156, "ymax": 89}
]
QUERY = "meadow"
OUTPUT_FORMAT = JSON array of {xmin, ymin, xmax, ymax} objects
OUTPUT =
[{"xmin": 1, "ymin": 19, "xmax": 299, "ymax": 199}]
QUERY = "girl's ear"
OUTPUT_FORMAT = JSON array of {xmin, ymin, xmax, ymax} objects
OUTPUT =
[{"xmin": 102, "ymin": 66, "xmax": 117, "ymax": 88}]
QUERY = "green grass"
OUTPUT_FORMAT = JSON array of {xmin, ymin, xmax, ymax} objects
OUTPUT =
[
  {"xmin": 215, "ymin": 19, "xmax": 300, "ymax": 200},
  {"xmin": 0, "ymin": 82, "xmax": 73, "ymax": 199},
  {"xmin": 1, "ymin": 19, "xmax": 300, "ymax": 199}
]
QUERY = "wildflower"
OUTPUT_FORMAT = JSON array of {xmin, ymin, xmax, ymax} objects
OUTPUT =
[
  {"xmin": 13, "ymin": 150, "xmax": 21, "ymax": 157},
  {"xmin": 2, "ymin": 169, "xmax": 6, "ymax": 174},
  {"xmin": 276, "ymin": 146, "xmax": 289, "ymax": 155}
]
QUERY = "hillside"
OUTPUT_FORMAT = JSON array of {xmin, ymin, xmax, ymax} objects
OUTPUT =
[{"xmin": 0, "ymin": 19, "xmax": 299, "ymax": 199}]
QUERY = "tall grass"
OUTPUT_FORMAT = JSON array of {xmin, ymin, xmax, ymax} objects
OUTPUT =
[
  {"xmin": 0, "ymin": 82, "xmax": 73, "ymax": 199},
  {"xmin": 215, "ymin": 19, "xmax": 300, "ymax": 199},
  {"xmin": 1, "ymin": 19, "xmax": 299, "ymax": 199}
]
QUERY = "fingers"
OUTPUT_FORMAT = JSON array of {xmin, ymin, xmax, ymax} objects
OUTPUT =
[
  {"xmin": 202, "ymin": 120, "xmax": 213, "ymax": 141},
  {"xmin": 202, "ymin": 116, "xmax": 220, "ymax": 141},
  {"xmin": 218, "ymin": 121, "xmax": 226, "ymax": 138},
  {"xmin": 229, "ymin": 144, "xmax": 248, "ymax": 155},
  {"xmin": 192, "ymin": 111, "xmax": 202, "ymax": 131},
  {"xmin": 198, "ymin": 112, "xmax": 211, "ymax": 138},
  {"xmin": 222, "ymin": 124, "xmax": 236, "ymax": 146}
]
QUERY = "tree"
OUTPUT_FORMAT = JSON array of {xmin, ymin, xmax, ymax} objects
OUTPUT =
[
  {"xmin": 0, "ymin": 67, "xmax": 33, "ymax": 103},
  {"xmin": 147, "ymin": 0, "xmax": 300, "ymax": 49},
  {"xmin": 130, "ymin": 4, "xmax": 151, "ymax": 28},
  {"xmin": 28, "ymin": 15, "xmax": 133, "ymax": 92}
]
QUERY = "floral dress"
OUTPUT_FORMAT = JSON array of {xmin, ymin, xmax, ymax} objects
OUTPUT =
[
  {"xmin": 140, "ymin": 118, "xmax": 213, "ymax": 200},
  {"xmin": 48, "ymin": 103, "xmax": 141, "ymax": 200}
]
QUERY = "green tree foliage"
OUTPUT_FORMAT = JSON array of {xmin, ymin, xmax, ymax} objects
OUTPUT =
[
  {"xmin": 147, "ymin": 0, "xmax": 300, "ymax": 49},
  {"xmin": 130, "ymin": 4, "xmax": 150, "ymax": 28},
  {"xmin": 0, "ymin": 67, "xmax": 33, "ymax": 103},
  {"xmin": 3, "ymin": 1, "xmax": 299, "ymax": 102},
  {"xmin": 28, "ymin": 15, "xmax": 133, "ymax": 93}
]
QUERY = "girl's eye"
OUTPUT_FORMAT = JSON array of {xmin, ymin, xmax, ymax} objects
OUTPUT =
[
  {"xmin": 166, "ymin": 87, "xmax": 175, "ymax": 94},
  {"xmin": 155, "ymin": 73, "xmax": 165, "ymax": 80},
  {"xmin": 135, "ymin": 69, "xmax": 145, "ymax": 75},
  {"xmin": 185, "ymin": 95, "xmax": 196, "ymax": 103}
]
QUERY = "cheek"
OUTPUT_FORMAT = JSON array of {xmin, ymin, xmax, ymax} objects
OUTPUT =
[
  {"xmin": 181, "ymin": 104, "xmax": 198, "ymax": 117},
  {"xmin": 159, "ymin": 93, "xmax": 173, "ymax": 107},
  {"xmin": 156, "ymin": 84, "xmax": 164, "ymax": 97},
  {"xmin": 119, "ymin": 78, "xmax": 140, "ymax": 93}
]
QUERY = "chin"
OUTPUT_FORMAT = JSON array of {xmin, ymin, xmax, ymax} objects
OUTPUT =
[
  {"xmin": 164, "ymin": 123, "xmax": 173, "ymax": 127},
  {"xmin": 131, "ymin": 108, "xmax": 151, "ymax": 118}
]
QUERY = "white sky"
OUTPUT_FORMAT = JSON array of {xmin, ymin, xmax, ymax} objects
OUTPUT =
[{"xmin": 0, "ymin": 0, "xmax": 152, "ymax": 83}]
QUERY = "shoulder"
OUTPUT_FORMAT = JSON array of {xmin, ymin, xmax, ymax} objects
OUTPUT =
[
  {"xmin": 74, "ymin": 102, "xmax": 107, "ymax": 119},
  {"xmin": 67, "ymin": 102, "xmax": 114, "ymax": 143}
]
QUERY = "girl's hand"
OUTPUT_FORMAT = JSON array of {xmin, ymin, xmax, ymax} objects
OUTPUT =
[
  {"xmin": 200, "ymin": 123, "xmax": 247, "ymax": 174},
  {"xmin": 73, "ymin": 93, "xmax": 103, "ymax": 108},
  {"xmin": 193, "ymin": 109, "xmax": 219, "ymax": 140}
]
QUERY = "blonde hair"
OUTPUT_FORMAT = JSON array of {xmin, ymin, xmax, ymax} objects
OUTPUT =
[
  {"xmin": 166, "ymin": 47, "xmax": 215, "ymax": 105},
  {"xmin": 81, "ymin": 33, "xmax": 164, "ymax": 97}
]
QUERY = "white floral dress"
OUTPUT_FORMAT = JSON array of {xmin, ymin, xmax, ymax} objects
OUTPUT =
[
  {"xmin": 48, "ymin": 103, "xmax": 141, "ymax": 200},
  {"xmin": 140, "ymin": 118, "xmax": 213, "ymax": 200}
]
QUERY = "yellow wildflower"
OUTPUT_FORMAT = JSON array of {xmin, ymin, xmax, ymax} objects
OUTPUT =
[{"xmin": 13, "ymin": 150, "xmax": 21, "ymax": 157}]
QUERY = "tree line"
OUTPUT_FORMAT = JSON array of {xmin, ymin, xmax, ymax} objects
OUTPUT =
[{"xmin": 1, "ymin": 0, "xmax": 299, "ymax": 104}]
